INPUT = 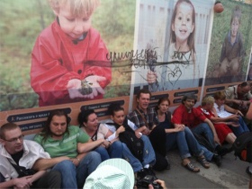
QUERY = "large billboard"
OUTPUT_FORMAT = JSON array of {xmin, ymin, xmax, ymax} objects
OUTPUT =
[{"xmin": 1, "ymin": 0, "xmax": 252, "ymax": 133}]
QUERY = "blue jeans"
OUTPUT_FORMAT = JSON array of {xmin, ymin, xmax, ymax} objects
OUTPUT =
[
  {"xmin": 108, "ymin": 140, "xmax": 123, "ymax": 158},
  {"xmin": 191, "ymin": 123, "xmax": 216, "ymax": 148},
  {"xmin": 94, "ymin": 146, "xmax": 110, "ymax": 161},
  {"xmin": 141, "ymin": 135, "xmax": 156, "ymax": 167},
  {"xmin": 52, "ymin": 151, "xmax": 101, "ymax": 189},
  {"xmin": 166, "ymin": 127, "xmax": 204, "ymax": 159},
  {"xmin": 94, "ymin": 141, "xmax": 123, "ymax": 160},
  {"xmin": 191, "ymin": 123, "xmax": 215, "ymax": 161},
  {"xmin": 122, "ymin": 135, "xmax": 156, "ymax": 172},
  {"xmin": 200, "ymin": 145, "xmax": 214, "ymax": 161},
  {"xmin": 230, "ymin": 116, "xmax": 249, "ymax": 136}
]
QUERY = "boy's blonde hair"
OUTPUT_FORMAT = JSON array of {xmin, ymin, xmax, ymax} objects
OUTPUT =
[
  {"xmin": 48, "ymin": 0, "xmax": 100, "ymax": 17},
  {"xmin": 230, "ymin": 5, "xmax": 242, "ymax": 25},
  {"xmin": 201, "ymin": 96, "xmax": 215, "ymax": 106}
]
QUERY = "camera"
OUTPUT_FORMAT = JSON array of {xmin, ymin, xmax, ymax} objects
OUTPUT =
[{"xmin": 136, "ymin": 175, "xmax": 162, "ymax": 189}]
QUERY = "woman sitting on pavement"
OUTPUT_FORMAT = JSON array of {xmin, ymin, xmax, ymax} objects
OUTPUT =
[
  {"xmin": 78, "ymin": 109, "xmax": 124, "ymax": 161},
  {"xmin": 155, "ymin": 97, "xmax": 209, "ymax": 172},
  {"xmin": 197, "ymin": 96, "xmax": 237, "ymax": 146},
  {"xmin": 213, "ymin": 91, "xmax": 249, "ymax": 136}
]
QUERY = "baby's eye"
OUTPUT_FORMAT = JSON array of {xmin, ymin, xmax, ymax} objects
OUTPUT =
[
  {"xmin": 187, "ymin": 18, "xmax": 191, "ymax": 22},
  {"xmin": 66, "ymin": 17, "xmax": 75, "ymax": 22},
  {"xmin": 178, "ymin": 16, "xmax": 182, "ymax": 20}
]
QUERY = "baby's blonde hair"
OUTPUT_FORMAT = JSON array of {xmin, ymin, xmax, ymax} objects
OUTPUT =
[{"xmin": 48, "ymin": 0, "xmax": 100, "ymax": 17}]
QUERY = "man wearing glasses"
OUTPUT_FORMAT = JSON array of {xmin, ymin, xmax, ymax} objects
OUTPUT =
[{"xmin": 0, "ymin": 123, "xmax": 61, "ymax": 188}]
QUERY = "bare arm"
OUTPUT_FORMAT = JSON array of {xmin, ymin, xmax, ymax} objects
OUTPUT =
[
  {"xmin": 210, "ymin": 114, "xmax": 239, "ymax": 123},
  {"xmin": 225, "ymin": 98, "xmax": 240, "ymax": 105},
  {"xmin": 70, "ymin": 152, "xmax": 88, "ymax": 166},
  {"xmin": 204, "ymin": 118, "xmax": 220, "ymax": 145},
  {"xmin": 165, "ymin": 124, "xmax": 185, "ymax": 133},
  {"xmin": 0, "ymin": 177, "xmax": 32, "ymax": 189},
  {"xmin": 0, "ymin": 170, "xmax": 45, "ymax": 189},
  {"xmin": 28, "ymin": 170, "xmax": 46, "ymax": 183},
  {"xmin": 32, "ymin": 156, "xmax": 70, "ymax": 171},
  {"xmin": 224, "ymin": 104, "xmax": 243, "ymax": 116},
  {"xmin": 77, "ymin": 139, "xmax": 105, "ymax": 153}
]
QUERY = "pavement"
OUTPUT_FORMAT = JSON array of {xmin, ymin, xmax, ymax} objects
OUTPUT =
[{"xmin": 155, "ymin": 150, "xmax": 251, "ymax": 189}]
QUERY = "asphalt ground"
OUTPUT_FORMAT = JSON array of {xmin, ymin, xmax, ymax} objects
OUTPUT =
[{"xmin": 155, "ymin": 150, "xmax": 251, "ymax": 189}]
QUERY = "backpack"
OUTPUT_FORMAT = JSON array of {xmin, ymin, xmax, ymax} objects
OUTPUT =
[
  {"xmin": 233, "ymin": 131, "xmax": 252, "ymax": 162},
  {"xmin": 106, "ymin": 118, "xmax": 144, "ymax": 161}
]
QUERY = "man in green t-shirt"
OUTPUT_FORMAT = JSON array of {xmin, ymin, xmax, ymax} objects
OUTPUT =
[{"xmin": 34, "ymin": 109, "xmax": 104, "ymax": 189}]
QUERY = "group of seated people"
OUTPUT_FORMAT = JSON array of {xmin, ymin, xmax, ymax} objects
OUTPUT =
[{"xmin": 0, "ymin": 81, "xmax": 251, "ymax": 188}]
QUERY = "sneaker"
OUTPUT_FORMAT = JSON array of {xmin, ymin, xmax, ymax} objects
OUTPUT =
[{"xmin": 212, "ymin": 154, "xmax": 222, "ymax": 167}]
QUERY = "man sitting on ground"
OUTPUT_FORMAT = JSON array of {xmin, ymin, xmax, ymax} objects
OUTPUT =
[
  {"xmin": 172, "ymin": 94, "xmax": 224, "ymax": 167},
  {"xmin": 128, "ymin": 89, "xmax": 169, "ymax": 171},
  {"xmin": 34, "ymin": 109, "xmax": 102, "ymax": 188},
  {"xmin": 224, "ymin": 81, "xmax": 252, "ymax": 115},
  {"xmin": 0, "ymin": 123, "xmax": 61, "ymax": 188}
]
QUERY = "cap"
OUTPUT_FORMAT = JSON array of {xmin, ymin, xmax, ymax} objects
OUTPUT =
[{"xmin": 84, "ymin": 158, "xmax": 134, "ymax": 189}]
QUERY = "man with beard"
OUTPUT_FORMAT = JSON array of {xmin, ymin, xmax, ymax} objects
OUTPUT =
[
  {"xmin": 0, "ymin": 123, "xmax": 61, "ymax": 188},
  {"xmin": 34, "ymin": 109, "xmax": 102, "ymax": 189}
]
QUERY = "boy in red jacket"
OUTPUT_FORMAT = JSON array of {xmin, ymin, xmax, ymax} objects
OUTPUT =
[{"xmin": 31, "ymin": 0, "xmax": 111, "ymax": 106}]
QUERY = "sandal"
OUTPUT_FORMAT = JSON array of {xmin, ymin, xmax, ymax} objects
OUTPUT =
[
  {"xmin": 182, "ymin": 162, "xmax": 200, "ymax": 172},
  {"xmin": 197, "ymin": 155, "xmax": 210, "ymax": 169}
]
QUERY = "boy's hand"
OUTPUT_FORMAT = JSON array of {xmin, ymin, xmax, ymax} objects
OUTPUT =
[
  {"xmin": 83, "ymin": 75, "xmax": 106, "ymax": 99},
  {"xmin": 67, "ymin": 76, "xmax": 106, "ymax": 99},
  {"xmin": 67, "ymin": 79, "xmax": 84, "ymax": 99}
]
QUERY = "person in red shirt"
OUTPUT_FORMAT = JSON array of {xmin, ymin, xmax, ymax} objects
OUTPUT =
[
  {"xmin": 30, "ymin": 0, "xmax": 111, "ymax": 106},
  {"xmin": 197, "ymin": 96, "xmax": 236, "ymax": 145},
  {"xmin": 172, "ymin": 94, "xmax": 222, "ymax": 166}
]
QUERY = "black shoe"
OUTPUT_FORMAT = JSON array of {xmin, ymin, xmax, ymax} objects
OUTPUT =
[
  {"xmin": 136, "ymin": 169, "xmax": 147, "ymax": 180},
  {"xmin": 216, "ymin": 145, "xmax": 232, "ymax": 157},
  {"xmin": 143, "ymin": 168, "xmax": 157, "ymax": 180},
  {"xmin": 212, "ymin": 154, "xmax": 222, "ymax": 167}
]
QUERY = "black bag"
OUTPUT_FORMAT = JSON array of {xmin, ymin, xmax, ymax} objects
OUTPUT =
[
  {"xmin": 193, "ymin": 133, "xmax": 215, "ymax": 152},
  {"xmin": 233, "ymin": 131, "xmax": 252, "ymax": 162},
  {"xmin": 9, "ymin": 162, "xmax": 36, "ymax": 178},
  {"xmin": 107, "ymin": 118, "xmax": 144, "ymax": 161}
]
